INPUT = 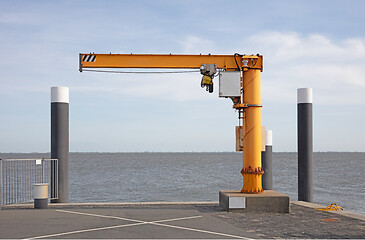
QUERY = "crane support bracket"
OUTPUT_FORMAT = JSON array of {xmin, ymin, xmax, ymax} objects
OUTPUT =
[
  {"xmin": 79, "ymin": 53, "xmax": 263, "ymax": 72},
  {"xmin": 233, "ymin": 103, "xmax": 262, "ymax": 109}
]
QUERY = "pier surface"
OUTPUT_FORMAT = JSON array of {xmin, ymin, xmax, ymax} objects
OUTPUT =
[{"xmin": 0, "ymin": 201, "xmax": 364, "ymax": 239}]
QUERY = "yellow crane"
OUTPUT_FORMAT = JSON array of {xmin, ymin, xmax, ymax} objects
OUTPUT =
[{"xmin": 79, "ymin": 53, "xmax": 264, "ymax": 193}]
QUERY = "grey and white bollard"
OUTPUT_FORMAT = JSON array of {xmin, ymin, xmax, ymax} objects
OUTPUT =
[
  {"xmin": 262, "ymin": 130, "xmax": 273, "ymax": 190},
  {"xmin": 51, "ymin": 87, "xmax": 69, "ymax": 203},
  {"xmin": 297, "ymin": 88, "xmax": 313, "ymax": 202},
  {"xmin": 34, "ymin": 184, "xmax": 49, "ymax": 209}
]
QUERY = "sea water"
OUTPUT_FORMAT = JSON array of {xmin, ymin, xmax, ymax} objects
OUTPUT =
[{"xmin": 1, "ymin": 152, "xmax": 364, "ymax": 214}]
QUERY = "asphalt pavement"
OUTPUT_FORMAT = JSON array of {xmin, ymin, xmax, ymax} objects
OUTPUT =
[{"xmin": 0, "ymin": 202, "xmax": 364, "ymax": 239}]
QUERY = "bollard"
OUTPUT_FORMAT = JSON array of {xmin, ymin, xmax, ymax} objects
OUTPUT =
[
  {"xmin": 262, "ymin": 130, "xmax": 273, "ymax": 190},
  {"xmin": 297, "ymin": 88, "xmax": 313, "ymax": 202},
  {"xmin": 51, "ymin": 87, "xmax": 69, "ymax": 203},
  {"xmin": 34, "ymin": 184, "xmax": 49, "ymax": 209}
]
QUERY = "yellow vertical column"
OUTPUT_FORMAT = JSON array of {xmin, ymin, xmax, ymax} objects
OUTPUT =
[{"xmin": 241, "ymin": 68, "xmax": 264, "ymax": 193}]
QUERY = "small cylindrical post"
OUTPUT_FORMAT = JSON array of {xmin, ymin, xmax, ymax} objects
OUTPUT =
[
  {"xmin": 262, "ymin": 130, "xmax": 273, "ymax": 190},
  {"xmin": 297, "ymin": 88, "xmax": 313, "ymax": 202},
  {"xmin": 51, "ymin": 87, "xmax": 69, "ymax": 203},
  {"xmin": 34, "ymin": 183, "xmax": 49, "ymax": 209}
]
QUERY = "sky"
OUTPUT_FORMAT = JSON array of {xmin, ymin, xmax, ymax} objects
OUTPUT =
[{"xmin": 0, "ymin": 0, "xmax": 364, "ymax": 152}]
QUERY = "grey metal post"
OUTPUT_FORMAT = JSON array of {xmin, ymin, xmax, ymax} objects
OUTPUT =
[
  {"xmin": 0, "ymin": 159, "xmax": 2, "ymax": 207},
  {"xmin": 42, "ymin": 159, "xmax": 45, "ymax": 183},
  {"xmin": 51, "ymin": 87, "xmax": 69, "ymax": 203},
  {"xmin": 297, "ymin": 88, "xmax": 313, "ymax": 202},
  {"xmin": 262, "ymin": 130, "xmax": 273, "ymax": 190}
]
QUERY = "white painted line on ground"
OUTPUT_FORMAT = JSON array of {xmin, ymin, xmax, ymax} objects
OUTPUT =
[
  {"xmin": 151, "ymin": 222, "xmax": 252, "ymax": 239},
  {"xmin": 25, "ymin": 209, "xmax": 251, "ymax": 240},
  {"xmin": 23, "ymin": 222, "xmax": 146, "ymax": 240},
  {"xmin": 55, "ymin": 209, "xmax": 146, "ymax": 223},
  {"xmin": 153, "ymin": 215, "xmax": 203, "ymax": 223},
  {"xmin": 56, "ymin": 209, "xmax": 202, "ymax": 224}
]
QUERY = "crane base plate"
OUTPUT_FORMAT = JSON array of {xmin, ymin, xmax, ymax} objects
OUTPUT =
[{"xmin": 219, "ymin": 190, "xmax": 289, "ymax": 213}]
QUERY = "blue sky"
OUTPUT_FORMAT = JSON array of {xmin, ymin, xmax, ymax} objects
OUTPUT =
[{"xmin": 0, "ymin": 0, "xmax": 364, "ymax": 152}]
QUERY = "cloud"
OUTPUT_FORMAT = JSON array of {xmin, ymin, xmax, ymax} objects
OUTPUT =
[
  {"xmin": 72, "ymin": 71, "xmax": 217, "ymax": 102},
  {"xmin": 175, "ymin": 32, "xmax": 365, "ymax": 106},
  {"xmin": 240, "ymin": 31, "xmax": 365, "ymax": 105},
  {"xmin": 179, "ymin": 36, "xmax": 216, "ymax": 54},
  {"xmin": 4, "ymin": 31, "xmax": 365, "ymax": 107}
]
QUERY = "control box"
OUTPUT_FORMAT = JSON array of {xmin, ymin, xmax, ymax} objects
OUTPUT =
[{"xmin": 219, "ymin": 71, "xmax": 241, "ymax": 97}]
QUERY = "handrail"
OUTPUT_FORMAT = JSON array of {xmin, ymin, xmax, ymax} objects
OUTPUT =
[
  {"xmin": 0, "ymin": 158, "xmax": 58, "ymax": 206},
  {"xmin": 1, "ymin": 158, "xmax": 58, "ymax": 161}
]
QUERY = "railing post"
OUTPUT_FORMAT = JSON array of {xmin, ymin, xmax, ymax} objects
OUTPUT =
[
  {"xmin": 0, "ymin": 159, "xmax": 2, "ymax": 207},
  {"xmin": 51, "ymin": 87, "xmax": 69, "ymax": 203},
  {"xmin": 41, "ymin": 159, "xmax": 45, "ymax": 183}
]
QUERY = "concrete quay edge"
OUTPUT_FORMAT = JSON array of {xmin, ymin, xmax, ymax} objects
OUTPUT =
[
  {"xmin": 1, "ymin": 201, "xmax": 219, "ymax": 209},
  {"xmin": 2, "ymin": 200, "xmax": 364, "ymax": 222},
  {"xmin": 292, "ymin": 201, "xmax": 365, "ymax": 221}
]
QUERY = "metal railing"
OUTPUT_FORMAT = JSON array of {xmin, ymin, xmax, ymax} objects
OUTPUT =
[{"xmin": 0, "ymin": 158, "xmax": 58, "ymax": 206}]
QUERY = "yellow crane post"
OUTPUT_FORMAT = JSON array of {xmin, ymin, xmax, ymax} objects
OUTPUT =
[
  {"xmin": 234, "ymin": 67, "xmax": 263, "ymax": 193},
  {"xmin": 79, "ymin": 53, "xmax": 264, "ymax": 193}
]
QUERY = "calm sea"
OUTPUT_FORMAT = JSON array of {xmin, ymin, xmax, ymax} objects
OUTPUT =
[{"xmin": 1, "ymin": 152, "xmax": 364, "ymax": 214}]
